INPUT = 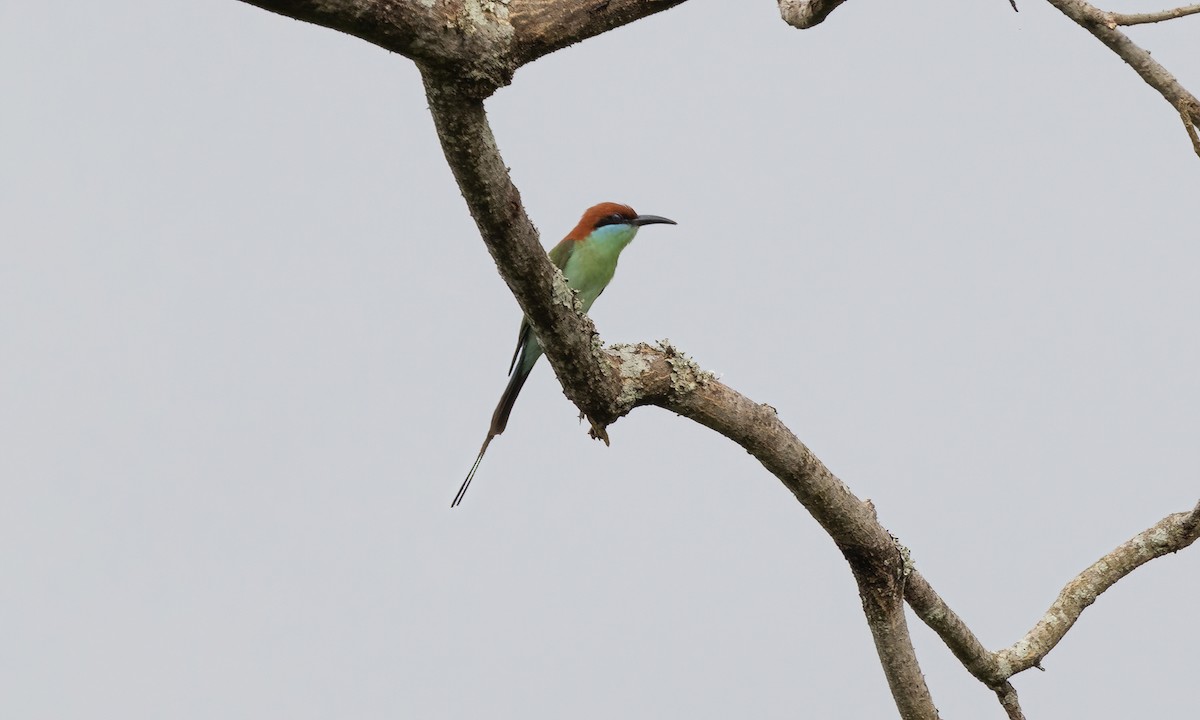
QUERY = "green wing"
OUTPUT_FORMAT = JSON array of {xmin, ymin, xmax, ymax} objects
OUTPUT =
[
  {"xmin": 547, "ymin": 237, "xmax": 574, "ymax": 272},
  {"xmin": 507, "ymin": 238, "xmax": 575, "ymax": 375}
]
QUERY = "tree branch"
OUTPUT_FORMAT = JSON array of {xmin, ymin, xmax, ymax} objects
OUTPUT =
[
  {"xmin": 421, "ymin": 75, "xmax": 625, "ymax": 427},
  {"xmin": 1044, "ymin": 0, "xmax": 1200, "ymax": 158},
  {"xmin": 777, "ymin": 0, "xmax": 850, "ymax": 28},
  {"xmin": 1180, "ymin": 105, "xmax": 1200, "ymax": 156},
  {"xmin": 907, "ymin": 502, "xmax": 1200, "ymax": 687},
  {"xmin": 993, "ymin": 681, "xmax": 1027, "ymax": 720},
  {"xmin": 993, "ymin": 500, "xmax": 1200, "ymax": 676},
  {"xmin": 236, "ymin": 1, "xmax": 688, "ymax": 94},
  {"xmin": 234, "ymin": 1, "xmax": 451, "ymax": 63},
  {"xmin": 905, "ymin": 571, "xmax": 1028, "ymax": 717},
  {"xmin": 408, "ymin": 8, "xmax": 940, "ymax": 705},
  {"xmin": 609, "ymin": 344, "xmax": 941, "ymax": 718},
  {"xmin": 905, "ymin": 570, "xmax": 1002, "ymax": 682},
  {"xmin": 510, "ymin": 0, "xmax": 690, "ymax": 67},
  {"xmin": 1108, "ymin": 3, "xmax": 1200, "ymax": 25},
  {"xmin": 229, "ymin": 1, "xmax": 1200, "ymax": 716}
]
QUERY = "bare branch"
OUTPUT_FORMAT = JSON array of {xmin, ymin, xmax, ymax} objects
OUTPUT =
[
  {"xmin": 510, "ymin": 0, "xmax": 690, "ymax": 66},
  {"xmin": 859, "ymin": 571, "xmax": 940, "ymax": 720},
  {"xmin": 905, "ymin": 570, "xmax": 1003, "ymax": 683},
  {"xmin": 994, "ymin": 501, "xmax": 1200, "ymax": 676},
  {"xmin": 1044, "ymin": 0, "xmax": 1200, "ymax": 157},
  {"xmin": 1180, "ymin": 105, "xmax": 1200, "ymax": 159},
  {"xmin": 233, "ymin": 1, "xmax": 451, "ymax": 63},
  {"xmin": 993, "ymin": 682, "xmax": 1026, "ymax": 720},
  {"xmin": 419, "ymin": 93, "xmax": 958, "ymax": 720},
  {"xmin": 777, "ymin": 0, "xmax": 850, "ymax": 28},
  {"xmin": 903, "ymin": 573, "xmax": 1025, "ymax": 719},
  {"xmin": 851, "ymin": 540, "xmax": 939, "ymax": 720},
  {"xmin": 1108, "ymin": 3, "xmax": 1200, "ymax": 25},
  {"xmin": 421, "ymin": 76, "xmax": 625, "ymax": 427},
  {"xmin": 230, "ymin": 2, "xmax": 1200, "ymax": 716},
  {"xmin": 236, "ymin": 1, "xmax": 688, "ymax": 94},
  {"xmin": 614, "ymin": 345, "xmax": 940, "ymax": 718},
  {"xmin": 414, "ymin": 9, "xmax": 1200, "ymax": 713},
  {"xmin": 908, "ymin": 502, "xmax": 1200, "ymax": 694}
]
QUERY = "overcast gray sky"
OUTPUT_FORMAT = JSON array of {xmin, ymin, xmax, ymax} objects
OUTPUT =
[{"xmin": 3, "ymin": 1, "xmax": 1198, "ymax": 718}]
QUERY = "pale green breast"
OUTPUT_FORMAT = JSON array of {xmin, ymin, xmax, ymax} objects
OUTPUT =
[{"xmin": 561, "ymin": 224, "xmax": 638, "ymax": 312}]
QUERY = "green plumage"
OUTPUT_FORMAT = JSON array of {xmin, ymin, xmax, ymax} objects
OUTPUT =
[{"xmin": 452, "ymin": 205, "xmax": 674, "ymax": 507}]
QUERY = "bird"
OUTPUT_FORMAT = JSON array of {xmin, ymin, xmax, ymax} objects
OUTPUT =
[{"xmin": 451, "ymin": 202, "xmax": 677, "ymax": 507}]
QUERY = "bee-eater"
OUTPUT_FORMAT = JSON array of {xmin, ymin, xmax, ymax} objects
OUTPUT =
[{"xmin": 451, "ymin": 202, "xmax": 677, "ymax": 507}]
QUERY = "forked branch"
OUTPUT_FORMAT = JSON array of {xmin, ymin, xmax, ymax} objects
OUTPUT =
[
  {"xmin": 774, "ymin": 0, "xmax": 1200, "ymax": 156},
  {"xmin": 906, "ymin": 501, "xmax": 1200, "ymax": 686},
  {"xmin": 420, "ymin": 67, "xmax": 940, "ymax": 708},
  {"xmin": 994, "ymin": 500, "xmax": 1200, "ymax": 676},
  {"xmin": 1044, "ymin": 0, "xmax": 1200, "ymax": 158},
  {"xmin": 232, "ymin": 1, "xmax": 1200, "ymax": 717}
]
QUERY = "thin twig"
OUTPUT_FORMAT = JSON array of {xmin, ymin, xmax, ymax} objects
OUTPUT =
[
  {"xmin": 1045, "ymin": 0, "xmax": 1200, "ymax": 160},
  {"xmin": 909, "ymin": 503, "xmax": 1200, "ymax": 689},
  {"xmin": 994, "ymin": 501, "xmax": 1200, "ymax": 676},
  {"xmin": 1108, "ymin": 3, "xmax": 1200, "ymax": 25}
]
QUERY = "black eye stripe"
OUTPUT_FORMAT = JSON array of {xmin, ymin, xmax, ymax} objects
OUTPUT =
[{"xmin": 594, "ymin": 213, "xmax": 629, "ymax": 228}]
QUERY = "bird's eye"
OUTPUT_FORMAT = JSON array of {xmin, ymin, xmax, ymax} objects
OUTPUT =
[{"xmin": 595, "ymin": 213, "xmax": 627, "ymax": 228}]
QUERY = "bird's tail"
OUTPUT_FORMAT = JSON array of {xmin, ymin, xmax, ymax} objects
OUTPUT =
[
  {"xmin": 489, "ymin": 361, "xmax": 531, "ymax": 438},
  {"xmin": 450, "ymin": 365, "xmax": 533, "ymax": 508}
]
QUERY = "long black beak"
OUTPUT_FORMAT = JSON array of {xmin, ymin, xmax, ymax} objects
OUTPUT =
[{"xmin": 632, "ymin": 214, "xmax": 676, "ymax": 227}]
